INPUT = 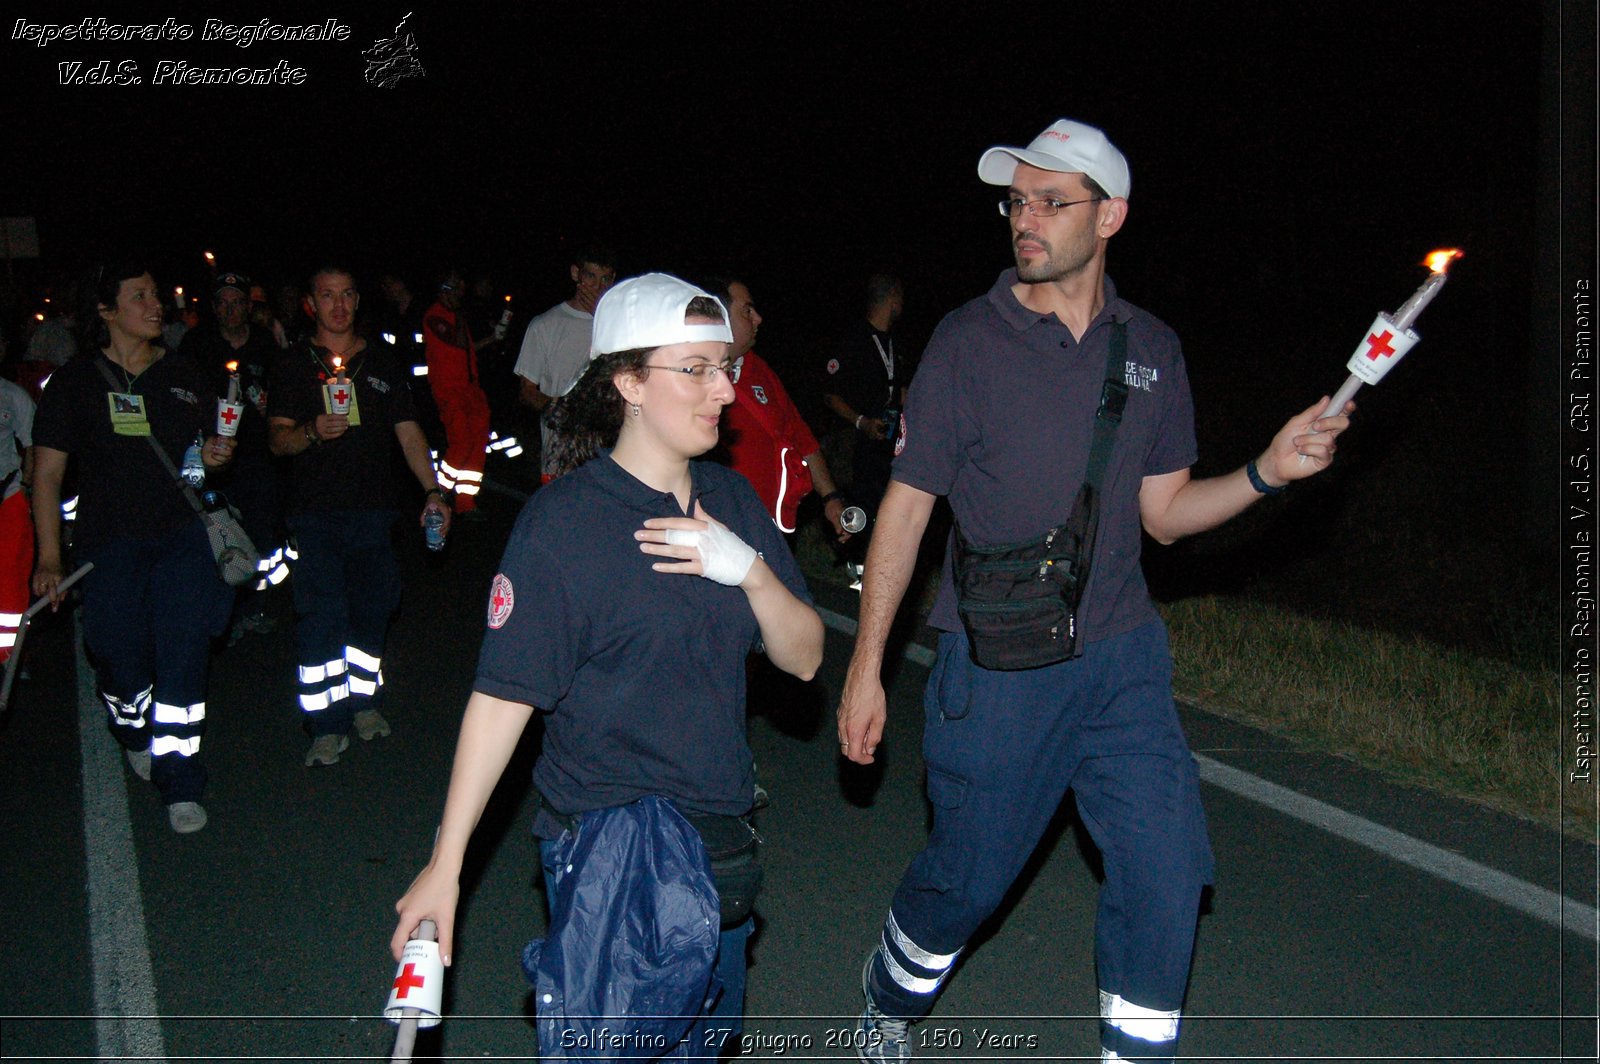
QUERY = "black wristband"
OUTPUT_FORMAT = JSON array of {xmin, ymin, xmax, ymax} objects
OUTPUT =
[
  {"xmin": 1246, "ymin": 458, "xmax": 1287, "ymax": 496},
  {"xmin": 822, "ymin": 491, "xmax": 845, "ymax": 505}
]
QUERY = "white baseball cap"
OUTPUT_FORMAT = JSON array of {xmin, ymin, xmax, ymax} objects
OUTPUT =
[
  {"xmin": 977, "ymin": 119, "xmax": 1131, "ymax": 200},
  {"xmin": 590, "ymin": 273, "xmax": 732, "ymax": 358}
]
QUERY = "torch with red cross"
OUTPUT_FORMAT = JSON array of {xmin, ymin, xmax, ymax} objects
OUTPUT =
[
  {"xmin": 216, "ymin": 361, "xmax": 245, "ymax": 438},
  {"xmin": 325, "ymin": 356, "xmax": 353, "ymax": 415},
  {"xmin": 385, "ymin": 917, "xmax": 442, "ymax": 1062},
  {"xmin": 1318, "ymin": 249, "xmax": 1462, "ymax": 420}
]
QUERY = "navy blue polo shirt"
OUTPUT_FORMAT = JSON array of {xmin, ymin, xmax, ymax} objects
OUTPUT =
[
  {"xmin": 267, "ymin": 342, "xmax": 419, "ymax": 514},
  {"xmin": 893, "ymin": 270, "xmax": 1197, "ymax": 642},
  {"xmin": 475, "ymin": 454, "xmax": 811, "ymax": 819}
]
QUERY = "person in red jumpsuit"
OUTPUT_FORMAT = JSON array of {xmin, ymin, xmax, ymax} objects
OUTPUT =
[{"xmin": 422, "ymin": 271, "xmax": 492, "ymax": 516}]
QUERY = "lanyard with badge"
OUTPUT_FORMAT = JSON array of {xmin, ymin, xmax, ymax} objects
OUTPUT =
[
  {"xmin": 106, "ymin": 358, "xmax": 154, "ymax": 436},
  {"xmin": 870, "ymin": 334, "xmax": 894, "ymax": 383}
]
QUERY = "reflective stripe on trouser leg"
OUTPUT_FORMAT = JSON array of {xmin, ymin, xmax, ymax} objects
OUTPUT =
[
  {"xmin": 0, "ymin": 491, "xmax": 33, "ymax": 664},
  {"xmin": 865, "ymin": 911, "xmax": 962, "ymax": 1018},
  {"xmin": 101, "ymin": 685, "xmax": 154, "ymax": 732},
  {"xmin": 151, "ymin": 701, "xmax": 205, "ymax": 758},
  {"xmin": 344, "ymin": 644, "xmax": 383, "ymax": 699},
  {"xmin": 1100, "ymin": 991, "xmax": 1180, "ymax": 1063},
  {"xmin": 298, "ymin": 658, "xmax": 350, "ymax": 712}
]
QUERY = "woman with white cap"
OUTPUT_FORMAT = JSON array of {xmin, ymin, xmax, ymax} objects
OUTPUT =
[{"xmin": 393, "ymin": 273, "xmax": 822, "ymax": 1056}]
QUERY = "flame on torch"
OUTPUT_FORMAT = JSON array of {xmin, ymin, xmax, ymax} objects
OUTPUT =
[
  {"xmin": 1424, "ymin": 248, "xmax": 1463, "ymax": 275},
  {"xmin": 226, "ymin": 360, "xmax": 239, "ymax": 374}
]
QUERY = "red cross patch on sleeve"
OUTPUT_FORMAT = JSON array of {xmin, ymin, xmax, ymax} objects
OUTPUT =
[{"xmin": 488, "ymin": 573, "xmax": 515, "ymax": 629}]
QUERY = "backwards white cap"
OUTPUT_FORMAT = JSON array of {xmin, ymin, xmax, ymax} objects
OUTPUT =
[{"xmin": 590, "ymin": 273, "xmax": 732, "ymax": 358}]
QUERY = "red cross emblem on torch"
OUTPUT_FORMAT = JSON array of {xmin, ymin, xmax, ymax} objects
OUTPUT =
[
  {"xmin": 333, "ymin": 387, "xmax": 350, "ymax": 406},
  {"xmin": 1363, "ymin": 329, "xmax": 1398, "ymax": 361},
  {"xmin": 393, "ymin": 963, "xmax": 427, "ymax": 999},
  {"xmin": 219, "ymin": 405, "xmax": 239, "ymax": 428}
]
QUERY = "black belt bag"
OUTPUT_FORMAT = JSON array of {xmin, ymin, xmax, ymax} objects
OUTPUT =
[
  {"xmin": 952, "ymin": 324, "xmax": 1127, "ymax": 671},
  {"xmin": 953, "ymin": 484, "xmax": 1096, "ymax": 670}
]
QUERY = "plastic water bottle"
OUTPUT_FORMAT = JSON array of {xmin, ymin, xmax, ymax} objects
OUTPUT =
[
  {"xmin": 180, "ymin": 435, "xmax": 206, "ymax": 487},
  {"xmin": 423, "ymin": 509, "xmax": 446, "ymax": 552}
]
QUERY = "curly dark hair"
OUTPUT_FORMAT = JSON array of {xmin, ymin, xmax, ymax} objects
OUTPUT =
[
  {"xmin": 546, "ymin": 347, "xmax": 650, "ymax": 477},
  {"xmin": 546, "ymin": 294, "xmax": 726, "ymax": 476}
]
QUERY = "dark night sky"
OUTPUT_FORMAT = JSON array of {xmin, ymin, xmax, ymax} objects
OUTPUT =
[{"xmin": 0, "ymin": 1, "xmax": 1584, "ymax": 414}]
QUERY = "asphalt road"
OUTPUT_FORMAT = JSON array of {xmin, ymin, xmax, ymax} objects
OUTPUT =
[{"xmin": 2, "ymin": 474, "xmax": 1594, "ymax": 1062}]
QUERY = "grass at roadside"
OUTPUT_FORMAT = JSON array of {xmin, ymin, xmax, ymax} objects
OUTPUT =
[
  {"xmin": 1157, "ymin": 595, "xmax": 1573, "ymax": 834},
  {"xmin": 793, "ymin": 522, "xmax": 1578, "ymax": 837}
]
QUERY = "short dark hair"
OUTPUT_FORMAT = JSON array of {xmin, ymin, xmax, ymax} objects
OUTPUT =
[
  {"xmin": 82, "ymin": 260, "xmax": 158, "ymax": 350},
  {"xmin": 306, "ymin": 263, "xmax": 358, "ymax": 296},
  {"xmin": 696, "ymin": 275, "xmax": 739, "ymax": 307},
  {"xmin": 866, "ymin": 273, "xmax": 902, "ymax": 310},
  {"xmin": 571, "ymin": 243, "xmax": 617, "ymax": 272}
]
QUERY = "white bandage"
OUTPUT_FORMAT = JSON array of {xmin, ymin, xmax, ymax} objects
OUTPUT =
[{"xmin": 664, "ymin": 526, "xmax": 755, "ymax": 586}]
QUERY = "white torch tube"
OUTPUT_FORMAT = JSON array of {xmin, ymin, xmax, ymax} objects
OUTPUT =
[{"xmin": 389, "ymin": 918, "xmax": 437, "ymax": 1064}]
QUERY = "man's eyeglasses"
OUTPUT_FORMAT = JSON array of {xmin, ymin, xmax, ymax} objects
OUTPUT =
[
  {"xmin": 998, "ymin": 195, "xmax": 1104, "ymax": 219},
  {"xmin": 644, "ymin": 361, "xmax": 734, "ymax": 384}
]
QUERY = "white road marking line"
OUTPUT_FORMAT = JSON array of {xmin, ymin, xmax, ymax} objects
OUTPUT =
[
  {"xmin": 76, "ymin": 611, "xmax": 167, "ymax": 1061},
  {"xmin": 815, "ymin": 606, "xmax": 1598, "ymax": 942}
]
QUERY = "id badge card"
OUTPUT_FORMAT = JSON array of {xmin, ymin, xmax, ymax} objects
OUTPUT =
[{"xmin": 107, "ymin": 392, "xmax": 152, "ymax": 436}]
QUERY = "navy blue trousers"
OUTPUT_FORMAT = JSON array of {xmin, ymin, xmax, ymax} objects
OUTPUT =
[
  {"xmin": 80, "ymin": 519, "xmax": 232, "ymax": 803},
  {"xmin": 287, "ymin": 510, "xmax": 402, "ymax": 736},
  {"xmin": 866, "ymin": 623, "xmax": 1213, "ymax": 1059}
]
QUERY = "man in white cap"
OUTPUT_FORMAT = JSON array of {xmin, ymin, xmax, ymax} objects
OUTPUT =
[{"xmin": 837, "ymin": 119, "xmax": 1352, "ymax": 1062}]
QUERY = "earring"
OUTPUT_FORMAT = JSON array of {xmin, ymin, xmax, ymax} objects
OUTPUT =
[{"xmin": 630, "ymin": 402, "xmax": 641, "ymax": 416}]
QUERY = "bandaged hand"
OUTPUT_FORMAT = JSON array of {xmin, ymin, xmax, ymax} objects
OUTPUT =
[{"xmin": 638, "ymin": 502, "xmax": 758, "ymax": 587}]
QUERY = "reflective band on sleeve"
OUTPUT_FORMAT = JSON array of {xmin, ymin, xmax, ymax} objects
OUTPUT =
[
  {"xmin": 151, "ymin": 735, "xmax": 201, "ymax": 758},
  {"xmin": 455, "ymin": 468, "xmax": 483, "ymax": 483},
  {"xmin": 1100, "ymin": 992, "xmax": 1180, "ymax": 1043},
  {"xmin": 348, "ymin": 675, "xmax": 379, "ymax": 696},
  {"xmin": 0, "ymin": 612, "xmax": 23, "ymax": 625},
  {"xmin": 887, "ymin": 911, "xmax": 960, "ymax": 970},
  {"xmin": 152, "ymin": 702, "xmax": 205, "ymax": 726},
  {"xmin": 454, "ymin": 482, "xmax": 480, "ymax": 496},
  {"xmin": 0, "ymin": 634, "xmax": 14, "ymax": 649}
]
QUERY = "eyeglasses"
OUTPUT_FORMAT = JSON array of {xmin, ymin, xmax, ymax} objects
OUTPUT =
[
  {"xmin": 998, "ymin": 195, "xmax": 1104, "ymax": 219},
  {"xmin": 644, "ymin": 361, "xmax": 734, "ymax": 384}
]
